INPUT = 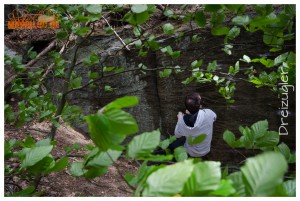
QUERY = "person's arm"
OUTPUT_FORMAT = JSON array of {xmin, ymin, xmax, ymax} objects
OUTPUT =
[{"xmin": 175, "ymin": 112, "xmax": 184, "ymax": 137}]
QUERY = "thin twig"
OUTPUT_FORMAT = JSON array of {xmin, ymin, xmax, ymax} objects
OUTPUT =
[
  {"xmin": 102, "ymin": 16, "xmax": 130, "ymax": 51},
  {"xmin": 5, "ymin": 40, "xmax": 56, "ymax": 88},
  {"xmin": 40, "ymin": 37, "xmax": 71, "ymax": 83},
  {"xmin": 27, "ymin": 128, "xmax": 49, "ymax": 134},
  {"xmin": 26, "ymin": 40, "xmax": 57, "ymax": 68},
  {"xmin": 106, "ymin": 152, "xmax": 136, "ymax": 191}
]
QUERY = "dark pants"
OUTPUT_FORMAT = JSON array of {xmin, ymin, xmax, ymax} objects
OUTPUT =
[{"xmin": 168, "ymin": 136, "xmax": 186, "ymax": 152}]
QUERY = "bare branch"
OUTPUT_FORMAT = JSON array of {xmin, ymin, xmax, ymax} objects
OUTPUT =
[
  {"xmin": 5, "ymin": 40, "xmax": 56, "ymax": 88},
  {"xmin": 39, "ymin": 37, "xmax": 71, "ymax": 83},
  {"xmin": 102, "ymin": 16, "xmax": 130, "ymax": 51},
  {"xmin": 26, "ymin": 40, "xmax": 57, "ymax": 68}
]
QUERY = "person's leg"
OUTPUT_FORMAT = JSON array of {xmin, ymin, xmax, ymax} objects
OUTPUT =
[{"xmin": 168, "ymin": 136, "xmax": 186, "ymax": 152}]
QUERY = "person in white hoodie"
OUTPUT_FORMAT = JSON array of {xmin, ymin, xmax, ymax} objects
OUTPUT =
[{"xmin": 171, "ymin": 92, "xmax": 217, "ymax": 158}]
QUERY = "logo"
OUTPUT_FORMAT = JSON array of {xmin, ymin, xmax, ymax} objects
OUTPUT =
[{"xmin": 7, "ymin": 9, "xmax": 59, "ymax": 30}]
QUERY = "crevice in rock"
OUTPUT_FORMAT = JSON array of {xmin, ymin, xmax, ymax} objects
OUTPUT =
[{"xmin": 149, "ymin": 51, "xmax": 163, "ymax": 133}]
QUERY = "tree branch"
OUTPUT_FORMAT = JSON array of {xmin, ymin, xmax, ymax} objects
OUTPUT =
[
  {"xmin": 5, "ymin": 40, "xmax": 57, "ymax": 88},
  {"xmin": 39, "ymin": 38, "xmax": 71, "ymax": 83},
  {"xmin": 102, "ymin": 16, "xmax": 130, "ymax": 51},
  {"xmin": 63, "ymin": 66, "xmax": 187, "ymax": 95},
  {"xmin": 49, "ymin": 24, "xmax": 95, "ymax": 140},
  {"xmin": 26, "ymin": 40, "xmax": 57, "ymax": 68}
]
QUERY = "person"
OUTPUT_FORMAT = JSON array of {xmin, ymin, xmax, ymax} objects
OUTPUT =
[{"xmin": 169, "ymin": 92, "xmax": 217, "ymax": 158}]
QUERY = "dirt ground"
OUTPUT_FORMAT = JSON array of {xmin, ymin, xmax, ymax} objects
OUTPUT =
[{"xmin": 4, "ymin": 121, "xmax": 138, "ymax": 197}]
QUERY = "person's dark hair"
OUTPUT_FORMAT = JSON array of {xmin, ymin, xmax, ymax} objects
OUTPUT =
[{"xmin": 185, "ymin": 92, "xmax": 202, "ymax": 114}]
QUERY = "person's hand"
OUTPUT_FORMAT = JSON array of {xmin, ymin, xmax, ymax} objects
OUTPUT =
[
  {"xmin": 177, "ymin": 111, "xmax": 183, "ymax": 119},
  {"xmin": 185, "ymin": 109, "xmax": 191, "ymax": 115}
]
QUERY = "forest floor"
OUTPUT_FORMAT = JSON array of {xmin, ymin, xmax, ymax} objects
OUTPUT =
[{"xmin": 4, "ymin": 121, "xmax": 138, "ymax": 197}]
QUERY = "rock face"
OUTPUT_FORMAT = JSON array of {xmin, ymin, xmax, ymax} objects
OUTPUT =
[{"xmin": 46, "ymin": 27, "xmax": 295, "ymax": 163}]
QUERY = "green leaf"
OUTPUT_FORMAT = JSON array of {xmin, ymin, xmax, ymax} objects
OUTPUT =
[
  {"xmin": 50, "ymin": 157, "xmax": 68, "ymax": 172},
  {"xmin": 143, "ymin": 160, "xmax": 194, "ymax": 196},
  {"xmin": 139, "ymin": 154, "xmax": 173, "ymax": 162},
  {"xmin": 126, "ymin": 12, "xmax": 149, "ymax": 25},
  {"xmin": 5, "ymin": 141, "xmax": 12, "ymax": 159},
  {"xmin": 159, "ymin": 69, "xmax": 172, "ymax": 78},
  {"xmin": 187, "ymin": 134, "xmax": 206, "ymax": 145},
  {"xmin": 21, "ymin": 145, "xmax": 53, "ymax": 168},
  {"xmin": 255, "ymin": 131, "xmax": 279, "ymax": 149},
  {"xmin": 147, "ymin": 36, "xmax": 160, "ymax": 51},
  {"xmin": 131, "ymin": 4, "xmax": 148, "ymax": 13},
  {"xmin": 232, "ymin": 15, "xmax": 250, "ymax": 26},
  {"xmin": 56, "ymin": 30, "xmax": 68, "ymax": 40},
  {"xmin": 241, "ymin": 152, "xmax": 288, "ymax": 196},
  {"xmin": 86, "ymin": 4, "xmax": 102, "ymax": 14},
  {"xmin": 207, "ymin": 60, "xmax": 217, "ymax": 71},
  {"xmin": 221, "ymin": 165, "xmax": 228, "ymax": 179},
  {"xmin": 84, "ymin": 166, "xmax": 108, "ymax": 178},
  {"xmin": 127, "ymin": 130, "xmax": 160, "ymax": 158},
  {"xmin": 182, "ymin": 77, "xmax": 194, "ymax": 85},
  {"xmin": 277, "ymin": 142, "xmax": 291, "ymax": 161},
  {"xmin": 274, "ymin": 52, "xmax": 288, "ymax": 66},
  {"xmin": 251, "ymin": 119, "xmax": 268, "ymax": 139},
  {"xmin": 276, "ymin": 142, "xmax": 291, "ymax": 161},
  {"xmin": 205, "ymin": 4, "xmax": 223, "ymax": 12},
  {"xmin": 225, "ymin": 5, "xmax": 243, "ymax": 13},
  {"xmin": 134, "ymin": 39, "xmax": 142, "ymax": 49},
  {"xmin": 228, "ymin": 172, "xmax": 245, "ymax": 196},
  {"xmin": 285, "ymin": 5, "xmax": 296, "ymax": 16},
  {"xmin": 87, "ymin": 149, "xmax": 122, "ymax": 167},
  {"xmin": 70, "ymin": 161, "xmax": 86, "ymax": 176},
  {"xmin": 162, "ymin": 23, "xmax": 174, "ymax": 35},
  {"xmin": 174, "ymin": 146, "xmax": 188, "ymax": 162},
  {"xmin": 210, "ymin": 179, "xmax": 236, "ymax": 196},
  {"xmin": 105, "ymin": 109, "xmax": 138, "ymax": 135},
  {"xmin": 240, "ymin": 55, "xmax": 251, "ymax": 63},
  {"xmin": 90, "ymin": 53, "xmax": 100, "ymax": 64},
  {"xmin": 194, "ymin": 11, "xmax": 206, "ymax": 27},
  {"xmin": 211, "ymin": 26, "xmax": 230, "ymax": 36},
  {"xmin": 282, "ymin": 180, "xmax": 296, "ymax": 197},
  {"xmin": 35, "ymin": 138, "xmax": 51, "ymax": 147},
  {"xmin": 23, "ymin": 136, "xmax": 35, "ymax": 148},
  {"xmin": 40, "ymin": 110, "xmax": 53, "ymax": 119},
  {"xmin": 86, "ymin": 113, "xmax": 126, "ymax": 151},
  {"xmin": 87, "ymin": 102, "xmax": 138, "ymax": 151},
  {"xmin": 182, "ymin": 161, "xmax": 221, "ymax": 196},
  {"xmin": 9, "ymin": 186, "xmax": 35, "ymax": 197},
  {"xmin": 223, "ymin": 130, "xmax": 237, "ymax": 147},
  {"xmin": 27, "ymin": 155, "xmax": 55, "ymax": 173},
  {"xmin": 74, "ymin": 27, "xmax": 91, "ymax": 37},
  {"xmin": 124, "ymin": 173, "xmax": 138, "ymax": 187},
  {"xmin": 191, "ymin": 59, "xmax": 203, "ymax": 68},
  {"xmin": 104, "ymin": 96, "xmax": 139, "ymax": 111},
  {"xmin": 104, "ymin": 85, "xmax": 114, "ymax": 92},
  {"xmin": 227, "ymin": 26, "xmax": 240, "ymax": 40},
  {"xmin": 70, "ymin": 77, "xmax": 82, "ymax": 89},
  {"xmin": 160, "ymin": 138, "xmax": 170, "ymax": 150},
  {"xmin": 88, "ymin": 71, "xmax": 99, "ymax": 79},
  {"xmin": 27, "ymin": 47, "xmax": 37, "ymax": 59},
  {"xmin": 75, "ymin": 15, "xmax": 91, "ymax": 23},
  {"xmin": 163, "ymin": 9, "xmax": 174, "ymax": 17},
  {"xmin": 73, "ymin": 143, "xmax": 80, "ymax": 150},
  {"xmin": 103, "ymin": 66, "xmax": 115, "ymax": 72}
]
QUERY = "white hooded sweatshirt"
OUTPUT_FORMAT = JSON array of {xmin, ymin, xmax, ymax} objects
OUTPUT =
[{"xmin": 174, "ymin": 109, "xmax": 216, "ymax": 157}]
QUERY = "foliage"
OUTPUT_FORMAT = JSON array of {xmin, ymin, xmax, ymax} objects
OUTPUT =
[
  {"xmin": 5, "ymin": 137, "xmax": 68, "ymax": 195},
  {"xmin": 223, "ymin": 119, "xmax": 295, "ymax": 163},
  {"xmin": 4, "ymin": 4, "xmax": 295, "ymax": 197}
]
